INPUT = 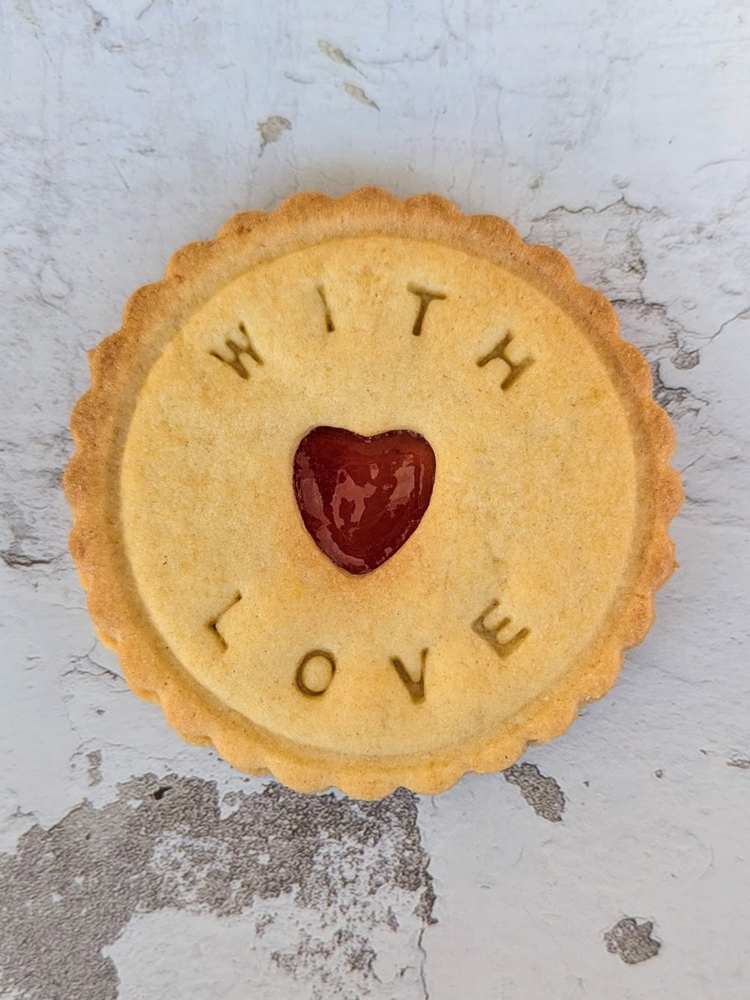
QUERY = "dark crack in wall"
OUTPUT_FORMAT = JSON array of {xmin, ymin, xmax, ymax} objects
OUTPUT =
[{"xmin": 0, "ymin": 775, "xmax": 435, "ymax": 1000}]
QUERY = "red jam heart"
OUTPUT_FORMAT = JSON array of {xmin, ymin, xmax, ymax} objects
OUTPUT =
[{"xmin": 293, "ymin": 426, "xmax": 436, "ymax": 575}]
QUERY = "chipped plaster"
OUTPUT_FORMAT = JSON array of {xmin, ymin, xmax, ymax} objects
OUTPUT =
[
  {"xmin": 604, "ymin": 917, "xmax": 662, "ymax": 965},
  {"xmin": 258, "ymin": 116, "xmax": 292, "ymax": 153},
  {"xmin": 0, "ymin": 777, "xmax": 434, "ymax": 1000},
  {"xmin": 504, "ymin": 762, "xmax": 566, "ymax": 822}
]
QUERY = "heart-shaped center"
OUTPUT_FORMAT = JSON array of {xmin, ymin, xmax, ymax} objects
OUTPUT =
[{"xmin": 293, "ymin": 426, "xmax": 436, "ymax": 575}]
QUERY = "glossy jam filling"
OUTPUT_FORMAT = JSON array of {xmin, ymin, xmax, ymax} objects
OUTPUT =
[{"xmin": 293, "ymin": 426, "xmax": 436, "ymax": 575}]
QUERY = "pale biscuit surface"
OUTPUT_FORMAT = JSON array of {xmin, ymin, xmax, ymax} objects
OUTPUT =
[{"xmin": 122, "ymin": 236, "xmax": 636, "ymax": 758}]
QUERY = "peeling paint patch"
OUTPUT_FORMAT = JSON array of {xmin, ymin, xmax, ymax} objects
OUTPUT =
[
  {"xmin": 650, "ymin": 360, "xmax": 708, "ymax": 420},
  {"xmin": 0, "ymin": 428, "xmax": 71, "ymax": 570},
  {"xmin": 727, "ymin": 756, "xmax": 750, "ymax": 770},
  {"xmin": 343, "ymin": 83, "xmax": 380, "ymax": 111},
  {"xmin": 86, "ymin": 750, "xmax": 102, "ymax": 787},
  {"xmin": 0, "ymin": 496, "xmax": 64, "ymax": 569},
  {"xmin": 318, "ymin": 39, "xmax": 361, "ymax": 73},
  {"xmin": 0, "ymin": 775, "xmax": 434, "ymax": 1000},
  {"xmin": 672, "ymin": 346, "xmax": 701, "ymax": 370},
  {"xmin": 604, "ymin": 918, "xmax": 661, "ymax": 964},
  {"xmin": 272, "ymin": 927, "xmax": 377, "ymax": 983},
  {"xmin": 257, "ymin": 115, "xmax": 291, "ymax": 153},
  {"xmin": 0, "ymin": 546, "xmax": 56, "ymax": 568},
  {"xmin": 504, "ymin": 762, "xmax": 565, "ymax": 822}
]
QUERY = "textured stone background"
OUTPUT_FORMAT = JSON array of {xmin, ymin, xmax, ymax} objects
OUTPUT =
[{"xmin": 1, "ymin": 1, "xmax": 749, "ymax": 997}]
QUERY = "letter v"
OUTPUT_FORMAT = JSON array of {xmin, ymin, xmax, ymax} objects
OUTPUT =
[{"xmin": 390, "ymin": 648, "xmax": 428, "ymax": 703}]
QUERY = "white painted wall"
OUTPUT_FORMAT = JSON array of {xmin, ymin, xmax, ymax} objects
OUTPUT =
[{"xmin": 1, "ymin": 1, "xmax": 748, "ymax": 997}]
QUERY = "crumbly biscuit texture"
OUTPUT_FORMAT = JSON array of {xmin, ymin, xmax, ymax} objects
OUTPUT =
[{"xmin": 65, "ymin": 189, "xmax": 682, "ymax": 799}]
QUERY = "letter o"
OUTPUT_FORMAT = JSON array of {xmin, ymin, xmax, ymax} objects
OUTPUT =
[{"xmin": 295, "ymin": 649, "xmax": 336, "ymax": 697}]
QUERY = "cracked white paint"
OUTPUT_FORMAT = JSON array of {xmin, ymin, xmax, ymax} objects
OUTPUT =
[{"xmin": 1, "ymin": 0, "xmax": 749, "ymax": 997}]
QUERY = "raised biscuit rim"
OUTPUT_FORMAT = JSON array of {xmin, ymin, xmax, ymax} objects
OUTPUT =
[{"xmin": 64, "ymin": 187, "xmax": 683, "ymax": 800}]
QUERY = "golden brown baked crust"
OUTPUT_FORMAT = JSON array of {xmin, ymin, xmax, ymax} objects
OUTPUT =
[{"xmin": 64, "ymin": 188, "xmax": 683, "ymax": 799}]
